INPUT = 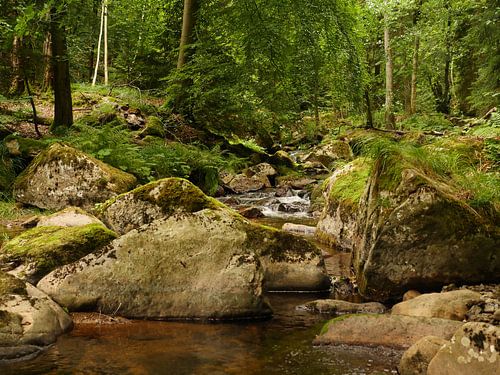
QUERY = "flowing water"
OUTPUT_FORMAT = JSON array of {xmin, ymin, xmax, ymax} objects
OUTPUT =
[{"xmin": 1, "ymin": 189, "xmax": 401, "ymax": 374}]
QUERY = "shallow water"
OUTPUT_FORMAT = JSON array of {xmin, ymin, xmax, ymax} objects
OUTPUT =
[{"xmin": 1, "ymin": 294, "xmax": 400, "ymax": 375}]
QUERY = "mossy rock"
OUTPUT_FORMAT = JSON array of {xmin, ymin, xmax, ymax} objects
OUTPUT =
[
  {"xmin": 0, "ymin": 271, "xmax": 27, "ymax": 297},
  {"xmin": 3, "ymin": 135, "xmax": 47, "ymax": 159},
  {"xmin": 140, "ymin": 116, "xmax": 165, "ymax": 138},
  {"xmin": 13, "ymin": 143, "xmax": 137, "ymax": 210},
  {"xmin": 270, "ymin": 150, "xmax": 296, "ymax": 168},
  {"xmin": 98, "ymin": 177, "xmax": 223, "ymax": 234},
  {"xmin": 0, "ymin": 223, "xmax": 117, "ymax": 283}
]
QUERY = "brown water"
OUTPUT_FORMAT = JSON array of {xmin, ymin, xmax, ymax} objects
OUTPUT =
[{"xmin": 1, "ymin": 294, "xmax": 400, "ymax": 375}]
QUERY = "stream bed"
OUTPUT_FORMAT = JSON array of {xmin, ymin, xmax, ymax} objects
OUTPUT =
[{"xmin": 1, "ymin": 189, "xmax": 401, "ymax": 374}]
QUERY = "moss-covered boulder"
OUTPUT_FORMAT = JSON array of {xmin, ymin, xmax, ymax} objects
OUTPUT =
[
  {"xmin": 3, "ymin": 135, "xmax": 46, "ymax": 159},
  {"xmin": 0, "ymin": 272, "xmax": 72, "ymax": 361},
  {"xmin": 315, "ymin": 158, "xmax": 371, "ymax": 249},
  {"xmin": 314, "ymin": 314, "xmax": 462, "ymax": 349},
  {"xmin": 304, "ymin": 140, "xmax": 353, "ymax": 168},
  {"xmin": 0, "ymin": 223, "xmax": 117, "ymax": 283},
  {"xmin": 270, "ymin": 150, "xmax": 295, "ymax": 168},
  {"xmin": 353, "ymin": 164, "xmax": 499, "ymax": 302},
  {"xmin": 13, "ymin": 143, "xmax": 137, "ymax": 210},
  {"xmin": 37, "ymin": 206, "xmax": 103, "ymax": 228},
  {"xmin": 139, "ymin": 116, "xmax": 165, "ymax": 138},
  {"xmin": 98, "ymin": 177, "xmax": 221, "ymax": 234}
]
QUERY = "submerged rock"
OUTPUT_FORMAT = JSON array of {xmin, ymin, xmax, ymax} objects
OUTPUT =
[
  {"xmin": 37, "ymin": 209, "xmax": 271, "ymax": 320},
  {"xmin": 399, "ymin": 336, "xmax": 448, "ymax": 375},
  {"xmin": 0, "ymin": 272, "xmax": 72, "ymax": 362},
  {"xmin": 0, "ymin": 223, "xmax": 117, "ymax": 284},
  {"xmin": 239, "ymin": 206, "xmax": 265, "ymax": 219},
  {"xmin": 314, "ymin": 314, "xmax": 462, "ymax": 349},
  {"xmin": 299, "ymin": 299, "xmax": 386, "ymax": 315},
  {"xmin": 392, "ymin": 290, "xmax": 482, "ymax": 321},
  {"xmin": 13, "ymin": 143, "xmax": 136, "ymax": 210},
  {"xmin": 427, "ymin": 322, "xmax": 499, "ymax": 375}
]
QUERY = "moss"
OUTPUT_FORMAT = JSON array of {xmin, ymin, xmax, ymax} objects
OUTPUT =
[
  {"xmin": 0, "ymin": 271, "xmax": 26, "ymax": 296},
  {"xmin": 270, "ymin": 150, "xmax": 296, "ymax": 168},
  {"xmin": 140, "ymin": 116, "xmax": 165, "ymax": 138},
  {"xmin": 13, "ymin": 143, "xmax": 137, "ymax": 193},
  {"xmin": 3, "ymin": 135, "xmax": 47, "ymax": 159},
  {"xmin": 1, "ymin": 223, "xmax": 117, "ymax": 280},
  {"xmin": 329, "ymin": 158, "xmax": 372, "ymax": 206}
]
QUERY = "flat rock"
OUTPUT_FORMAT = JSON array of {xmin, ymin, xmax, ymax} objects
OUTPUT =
[
  {"xmin": 37, "ymin": 207, "xmax": 103, "ymax": 228},
  {"xmin": 282, "ymin": 223, "xmax": 316, "ymax": 236},
  {"xmin": 314, "ymin": 314, "xmax": 462, "ymax": 349},
  {"xmin": 427, "ymin": 322, "xmax": 499, "ymax": 375},
  {"xmin": 299, "ymin": 299, "xmax": 386, "ymax": 315},
  {"xmin": 13, "ymin": 143, "xmax": 136, "ymax": 210},
  {"xmin": 392, "ymin": 290, "xmax": 482, "ymax": 321}
]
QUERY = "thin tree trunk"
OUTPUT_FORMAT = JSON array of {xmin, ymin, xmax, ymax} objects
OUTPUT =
[
  {"xmin": 384, "ymin": 12, "xmax": 395, "ymax": 129},
  {"xmin": 177, "ymin": 0, "xmax": 198, "ymax": 69},
  {"xmin": 42, "ymin": 32, "xmax": 53, "ymax": 91},
  {"xmin": 9, "ymin": 35, "xmax": 24, "ymax": 95},
  {"xmin": 103, "ymin": 0, "xmax": 108, "ymax": 85},
  {"xmin": 50, "ymin": 6, "xmax": 73, "ymax": 132},
  {"xmin": 409, "ymin": 0, "xmax": 423, "ymax": 115},
  {"xmin": 92, "ymin": 1, "xmax": 105, "ymax": 86},
  {"xmin": 365, "ymin": 89, "xmax": 374, "ymax": 128}
]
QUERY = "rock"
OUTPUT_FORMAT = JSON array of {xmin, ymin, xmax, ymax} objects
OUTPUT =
[
  {"xmin": 0, "ymin": 223, "xmax": 117, "ymax": 284},
  {"xmin": 71, "ymin": 312, "xmax": 130, "ymax": 325},
  {"xmin": 13, "ymin": 143, "xmax": 137, "ymax": 210},
  {"xmin": 427, "ymin": 322, "xmax": 499, "ymax": 375},
  {"xmin": 122, "ymin": 107, "xmax": 145, "ymax": 130},
  {"xmin": 403, "ymin": 290, "xmax": 422, "ymax": 301},
  {"xmin": 399, "ymin": 336, "xmax": 448, "ymax": 375},
  {"xmin": 277, "ymin": 177, "xmax": 316, "ymax": 190},
  {"xmin": 37, "ymin": 207, "xmax": 103, "ymax": 228},
  {"xmin": 37, "ymin": 209, "xmax": 272, "ymax": 320},
  {"xmin": 0, "ymin": 272, "xmax": 72, "ymax": 361},
  {"xmin": 239, "ymin": 207, "xmax": 265, "ymax": 219},
  {"xmin": 304, "ymin": 140, "xmax": 353, "ymax": 168},
  {"xmin": 314, "ymin": 314, "xmax": 462, "ymax": 349},
  {"xmin": 282, "ymin": 223, "xmax": 316, "ymax": 236},
  {"xmin": 392, "ymin": 290, "xmax": 482, "ymax": 321},
  {"xmin": 3, "ymin": 135, "xmax": 46, "ymax": 159},
  {"xmin": 247, "ymin": 163, "xmax": 277, "ymax": 179},
  {"xmin": 139, "ymin": 116, "xmax": 165, "ymax": 138},
  {"xmin": 315, "ymin": 158, "xmax": 371, "ymax": 249},
  {"xmin": 352, "ymin": 165, "xmax": 500, "ymax": 302},
  {"xmin": 270, "ymin": 150, "xmax": 295, "ymax": 168},
  {"xmin": 99, "ymin": 179, "xmax": 329, "ymax": 292},
  {"xmin": 20, "ymin": 216, "xmax": 40, "ymax": 229},
  {"xmin": 228, "ymin": 174, "xmax": 267, "ymax": 193},
  {"xmin": 299, "ymin": 299, "xmax": 386, "ymax": 315},
  {"xmin": 98, "ymin": 177, "xmax": 221, "ymax": 235},
  {"xmin": 275, "ymin": 186, "xmax": 293, "ymax": 197}
]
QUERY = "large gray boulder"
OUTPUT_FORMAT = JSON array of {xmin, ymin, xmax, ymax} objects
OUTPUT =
[
  {"xmin": 13, "ymin": 143, "xmax": 136, "ymax": 210},
  {"xmin": 0, "ymin": 272, "xmax": 72, "ymax": 361},
  {"xmin": 37, "ymin": 209, "xmax": 272, "ymax": 320},
  {"xmin": 97, "ymin": 178, "xmax": 330, "ymax": 292},
  {"xmin": 313, "ymin": 314, "xmax": 462, "ymax": 349},
  {"xmin": 352, "ymin": 167, "xmax": 499, "ymax": 301},
  {"xmin": 427, "ymin": 322, "xmax": 499, "ymax": 375},
  {"xmin": 392, "ymin": 290, "xmax": 482, "ymax": 321},
  {"xmin": 399, "ymin": 336, "xmax": 448, "ymax": 375}
]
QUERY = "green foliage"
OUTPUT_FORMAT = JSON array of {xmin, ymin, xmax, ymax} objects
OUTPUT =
[{"xmin": 329, "ymin": 158, "xmax": 372, "ymax": 206}]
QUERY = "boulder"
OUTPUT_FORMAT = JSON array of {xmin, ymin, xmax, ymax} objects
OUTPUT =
[
  {"xmin": 399, "ymin": 336, "xmax": 448, "ymax": 375},
  {"xmin": 392, "ymin": 290, "xmax": 482, "ymax": 321},
  {"xmin": 0, "ymin": 272, "xmax": 72, "ymax": 361},
  {"xmin": 304, "ymin": 140, "xmax": 353, "ymax": 168},
  {"xmin": 352, "ymin": 166, "xmax": 499, "ymax": 301},
  {"xmin": 239, "ymin": 207, "xmax": 265, "ymax": 219},
  {"xmin": 0, "ymin": 223, "xmax": 117, "ymax": 284},
  {"xmin": 403, "ymin": 290, "xmax": 422, "ymax": 301},
  {"xmin": 282, "ymin": 223, "xmax": 316, "ymax": 236},
  {"xmin": 315, "ymin": 158, "xmax": 371, "ymax": 249},
  {"xmin": 13, "ymin": 143, "xmax": 137, "ymax": 210},
  {"xmin": 427, "ymin": 323, "xmax": 499, "ymax": 375},
  {"xmin": 270, "ymin": 150, "xmax": 295, "ymax": 168},
  {"xmin": 247, "ymin": 163, "xmax": 277, "ymax": 179},
  {"xmin": 3, "ymin": 135, "xmax": 46, "ymax": 159},
  {"xmin": 314, "ymin": 314, "xmax": 462, "ymax": 349},
  {"xmin": 37, "ymin": 207, "xmax": 103, "ymax": 228},
  {"xmin": 99, "ymin": 178, "xmax": 329, "ymax": 292},
  {"xmin": 37, "ymin": 209, "xmax": 271, "ymax": 320},
  {"xmin": 228, "ymin": 174, "xmax": 267, "ymax": 193},
  {"xmin": 299, "ymin": 299, "xmax": 386, "ymax": 315},
  {"xmin": 98, "ymin": 178, "xmax": 221, "ymax": 235},
  {"xmin": 139, "ymin": 116, "xmax": 165, "ymax": 138}
]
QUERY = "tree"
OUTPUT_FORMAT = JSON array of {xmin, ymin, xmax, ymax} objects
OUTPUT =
[
  {"xmin": 9, "ymin": 35, "xmax": 24, "ymax": 95},
  {"xmin": 50, "ymin": 4, "xmax": 73, "ymax": 131},
  {"xmin": 383, "ymin": 8, "xmax": 395, "ymax": 128},
  {"xmin": 177, "ymin": 0, "xmax": 198, "ymax": 69},
  {"xmin": 409, "ymin": 0, "xmax": 423, "ymax": 115}
]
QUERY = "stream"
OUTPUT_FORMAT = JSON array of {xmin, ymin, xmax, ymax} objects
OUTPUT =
[{"xmin": 1, "ymin": 189, "xmax": 401, "ymax": 375}]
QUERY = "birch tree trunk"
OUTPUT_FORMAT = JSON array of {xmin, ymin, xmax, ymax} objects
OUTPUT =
[
  {"xmin": 92, "ymin": 1, "xmax": 105, "ymax": 86},
  {"xmin": 177, "ymin": 0, "xmax": 198, "ymax": 69},
  {"xmin": 103, "ymin": 0, "xmax": 109, "ymax": 85},
  {"xmin": 409, "ymin": 0, "xmax": 423, "ymax": 115}
]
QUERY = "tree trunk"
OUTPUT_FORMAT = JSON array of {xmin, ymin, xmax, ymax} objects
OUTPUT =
[
  {"xmin": 42, "ymin": 32, "xmax": 53, "ymax": 91},
  {"xmin": 103, "ymin": 0, "xmax": 108, "ymax": 85},
  {"xmin": 50, "ymin": 6, "xmax": 73, "ymax": 132},
  {"xmin": 177, "ymin": 0, "xmax": 198, "ymax": 69},
  {"xmin": 436, "ymin": 0, "xmax": 452, "ymax": 114},
  {"xmin": 384, "ymin": 12, "xmax": 395, "ymax": 129},
  {"xmin": 9, "ymin": 35, "xmax": 24, "ymax": 95},
  {"xmin": 409, "ymin": 0, "xmax": 423, "ymax": 115},
  {"xmin": 92, "ymin": 1, "xmax": 105, "ymax": 86},
  {"xmin": 365, "ymin": 89, "xmax": 374, "ymax": 128}
]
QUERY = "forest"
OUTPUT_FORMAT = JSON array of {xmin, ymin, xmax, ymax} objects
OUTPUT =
[{"xmin": 0, "ymin": 0, "xmax": 498, "ymax": 374}]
